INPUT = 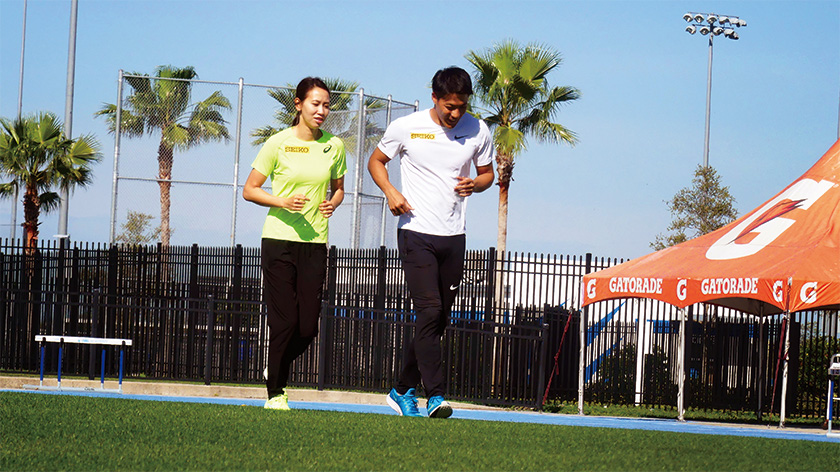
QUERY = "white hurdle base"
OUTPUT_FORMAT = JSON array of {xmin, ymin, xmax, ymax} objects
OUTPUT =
[{"xmin": 24, "ymin": 335, "xmax": 132, "ymax": 394}]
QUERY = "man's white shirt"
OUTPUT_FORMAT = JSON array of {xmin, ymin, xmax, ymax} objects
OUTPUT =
[{"xmin": 376, "ymin": 109, "xmax": 494, "ymax": 236}]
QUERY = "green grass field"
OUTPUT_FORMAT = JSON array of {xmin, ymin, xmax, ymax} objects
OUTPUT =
[{"xmin": 1, "ymin": 392, "xmax": 837, "ymax": 471}]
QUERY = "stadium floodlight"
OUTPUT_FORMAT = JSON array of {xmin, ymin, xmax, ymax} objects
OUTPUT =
[{"xmin": 679, "ymin": 11, "xmax": 745, "ymax": 167}]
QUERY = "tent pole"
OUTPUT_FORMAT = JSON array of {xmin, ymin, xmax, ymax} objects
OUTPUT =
[
  {"xmin": 757, "ymin": 314, "xmax": 765, "ymax": 421},
  {"xmin": 779, "ymin": 310, "xmax": 792, "ymax": 427},
  {"xmin": 677, "ymin": 308, "xmax": 686, "ymax": 422},
  {"xmin": 578, "ymin": 305, "xmax": 586, "ymax": 415}
]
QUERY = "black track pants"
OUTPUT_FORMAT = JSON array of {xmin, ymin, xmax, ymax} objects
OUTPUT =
[
  {"xmin": 396, "ymin": 229, "xmax": 465, "ymax": 398},
  {"xmin": 261, "ymin": 238, "xmax": 327, "ymax": 398}
]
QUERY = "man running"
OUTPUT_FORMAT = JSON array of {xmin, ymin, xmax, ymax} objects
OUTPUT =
[{"xmin": 368, "ymin": 66, "xmax": 494, "ymax": 418}]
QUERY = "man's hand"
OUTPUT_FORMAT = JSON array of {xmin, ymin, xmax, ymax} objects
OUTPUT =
[
  {"xmin": 455, "ymin": 176, "xmax": 476, "ymax": 197},
  {"xmin": 388, "ymin": 190, "xmax": 414, "ymax": 216}
]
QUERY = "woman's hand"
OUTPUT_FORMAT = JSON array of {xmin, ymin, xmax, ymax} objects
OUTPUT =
[
  {"xmin": 319, "ymin": 200, "xmax": 336, "ymax": 218},
  {"xmin": 284, "ymin": 194, "xmax": 310, "ymax": 212}
]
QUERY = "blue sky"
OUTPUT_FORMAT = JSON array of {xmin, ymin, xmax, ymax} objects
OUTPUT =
[{"xmin": 0, "ymin": 0, "xmax": 838, "ymax": 259}]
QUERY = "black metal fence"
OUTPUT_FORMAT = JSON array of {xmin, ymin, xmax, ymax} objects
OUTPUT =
[{"xmin": 0, "ymin": 240, "xmax": 837, "ymax": 416}]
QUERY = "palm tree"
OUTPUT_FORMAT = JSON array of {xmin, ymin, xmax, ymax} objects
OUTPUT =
[
  {"xmin": 0, "ymin": 112, "xmax": 101, "ymax": 252},
  {"xmin": 466, "ymin": 40, "xmax": 580, "ymax": 255},
  {"xmin": 96, "ymin": 65, "xmax": 231, "ymax": 246}
]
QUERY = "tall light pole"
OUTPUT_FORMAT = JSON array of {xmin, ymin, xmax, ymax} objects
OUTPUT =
[
  {"xmin": 12, "ymin": 0, "xmax": 28, "ymax": 240},
  {"xmin": 683, "ymin": 12, "xmax": 746, "ymax": 168},
  {"xmin": 58, "ymin": 0, "xmax": 79, "ymax": 242}
]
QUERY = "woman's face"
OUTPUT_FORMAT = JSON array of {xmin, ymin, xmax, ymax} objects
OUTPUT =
[{"xmin": 295, "ymin": 87, "xmax": 331, "ymax": 130}]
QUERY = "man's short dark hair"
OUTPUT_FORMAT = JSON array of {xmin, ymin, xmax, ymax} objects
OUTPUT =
[{"xmin": 432, "ymin": 67, "xmax": 473, "ymax": 97}]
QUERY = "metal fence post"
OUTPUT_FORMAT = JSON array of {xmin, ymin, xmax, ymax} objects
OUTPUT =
[
  {"xmin": 536, "ymin": 322, "xmax": 550, "ymax": 411},
  {"xmin": 485, "ymin": 247, "xmax": 496, "ymax": 320},
  {"xmin": 350, "ymin": 88, "xmax": 366, "ymax": 249},
  {"xmin": 205, "ymin": 294, "xmax": 214, "ymax": 385},
  {"xmin": 318, "ymin": 301, "xmax": 327, "ymax": 391},
  {"xmin": 484, "ymin": 247, "xmax": 497, "ymax": 400},
  {"xmin": 89, "ymin": 288, "xmax": 100, "ymax": 380},
  {"xmin": 578, "ymin": 252, "xmax": 593, "ymax": 415},
  {"xmin": 230, "ymin": 77, "xmax": 244, "ymax": 247},
  {"xmin": 319, "ymin": 246, "xmax": 338, "ymax": 391},
  {"xmin": 188, "ymin": 244, "xmax": 199, "ymax": 377},
  {"xmin": 106, "ymin": 245, "xmax": 118, "ymax": 339},
  {"xmin": 379, "ymin": 95, "xmax": 393, "ymax": 247},
  {"xmin": 109, "ymin": 70, "xmax": 124, "ymax": 244}
]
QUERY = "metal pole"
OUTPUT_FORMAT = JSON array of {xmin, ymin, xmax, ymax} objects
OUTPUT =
[
  {"xmin": 11, "ymin": 0, "xmax": 28, "ymax": 240},
  {"xmin": 677, "ymin": 308, "xmax": 686, "ymax": 421},
  {"xmin": 109, "ymin": 70, "xmax": 125, "ymax": 243},
  {"xmin": 58, "ymin": 0, "xmax": 79, "ymax": 239},
  {"xmin": 350, "ymin": 89, "xmax": 365, "ymax": 249},
  {"xmin": 230, "ymin": 78, "xmax": 244, "ymax": 247},
  {"xmin": 703, "ymin": 34, "xmax": 713, "ymax": 168},
  {"xmin": 578, "ymin": 304, "xmax": 586, "ymax": 415},
  {"xmin": 780, "ymin": 311, "xmax": 791, "ymax": 427},
  {"xmin": 634, "ymin": 302, "xmax": 646, "ymax": 406},
  {"xmin": 757, "ymin": 315, "xmax": 766, "ymax": 420},
  {"xmin": 16, "ymin": 0, "xmax": 27, "ymax": 118},
  {"xmin": 378, "ymin": 95, "xmax": 393, "ymax": 247}
]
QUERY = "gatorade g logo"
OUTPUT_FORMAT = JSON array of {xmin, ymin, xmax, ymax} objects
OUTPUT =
[
  {"xmin": 773, "ymin": 280, "xmax": 785, "ymax": 303},
  {"xmin": 676, "ymin": 279, "xmax": 688, "ymax": 301},
  {"xmin": 706, "ymin": 178, "xmax": 834, "ymax": 260},
  {"xmin": 800, "ymin": 282, "xmax": 818, "ymax": 304},
  {"xmin": 586, "ymin": 279, "xmax": 597, "ymax": 300}
]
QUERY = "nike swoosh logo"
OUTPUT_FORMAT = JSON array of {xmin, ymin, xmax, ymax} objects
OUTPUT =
[
  {"xmin": 454, "ymin": 135, "xmax": 468, "ymax": 140},
  {"xmin": 450, "ymin": 284, "xmax": 459, "ymax": 291}
]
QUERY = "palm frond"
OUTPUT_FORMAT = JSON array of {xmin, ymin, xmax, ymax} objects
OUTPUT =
[
  {"xmin": 493, "ymin": 125, "xmax": 526, "ymax": 157},
  {"xmin": 0, "ymin": 182, "xmax": 18, "ymax": 198},
  {"xmin": 250, "ymin": 126, "xmax": 281, "ymax": 146},
  {"xmin": 466, "ymin": 39, "xmax": 579, "ymax": 161},
  {"xmin": 39, "ymin": 191, "xmax": 61, "ymax": 213}
]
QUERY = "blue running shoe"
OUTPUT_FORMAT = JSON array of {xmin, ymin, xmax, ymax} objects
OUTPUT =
[
  {"xmin": 427, "ymin": 395, "xmax": 453, "ymax": 418},
  {"xmin": 387, "ymin": 388, "xmax": 422, "ymax": 417}
]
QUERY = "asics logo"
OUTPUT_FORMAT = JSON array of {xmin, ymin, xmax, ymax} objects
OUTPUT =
[{"xmin": 323, "ymin": 144, "xmax": 332, "ymax": 153}]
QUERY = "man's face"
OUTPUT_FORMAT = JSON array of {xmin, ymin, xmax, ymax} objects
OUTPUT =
[{"xmin": 431, "ymin": 92, "xmax": 469, "ymax": 128}]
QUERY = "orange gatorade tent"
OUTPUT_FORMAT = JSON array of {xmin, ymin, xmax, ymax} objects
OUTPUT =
[{"xmin": 582, "ymin": 140, "xmax": 840, "ymax": 425}]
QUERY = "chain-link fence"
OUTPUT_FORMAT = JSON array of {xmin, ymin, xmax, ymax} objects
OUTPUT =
[{"xmin": 107, "ymin": 72, "xmax": 417, "ymax": 248}]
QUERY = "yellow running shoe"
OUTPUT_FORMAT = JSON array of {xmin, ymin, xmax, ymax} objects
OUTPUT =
[{"xmin": 264, "ymin": 393, "xmax": 290, "ymax": 411}]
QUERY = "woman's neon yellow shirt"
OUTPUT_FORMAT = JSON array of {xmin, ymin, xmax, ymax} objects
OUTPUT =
[{"xmin": 251, "ymin": 128, "xmax": 347, "ymax": 243}]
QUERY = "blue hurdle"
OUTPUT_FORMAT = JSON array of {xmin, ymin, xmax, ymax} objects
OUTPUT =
[{"xmin": 25, "ymin": 335, "xmax": 133, "ymax": 394}]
